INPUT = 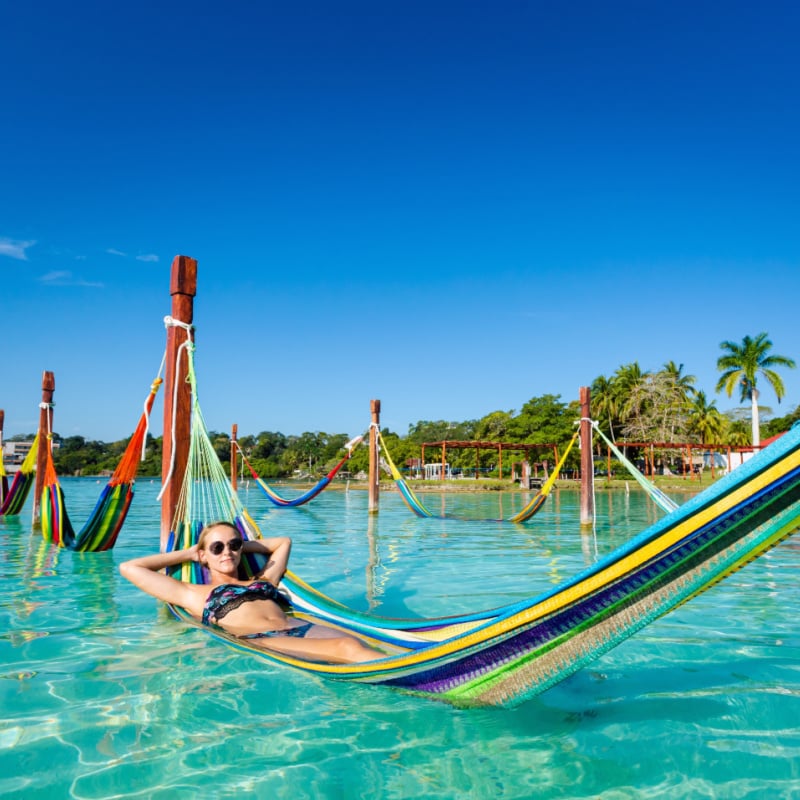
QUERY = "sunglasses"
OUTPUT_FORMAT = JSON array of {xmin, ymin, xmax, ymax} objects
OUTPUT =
[{"xmin": 208, "ymin": 538, "xmax": 243, "ymax": 556}]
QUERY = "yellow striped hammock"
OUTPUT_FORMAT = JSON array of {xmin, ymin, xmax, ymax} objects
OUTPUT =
[{"xmin": 165, "ymin": 343, "xmax": 800, "ymax": 707}]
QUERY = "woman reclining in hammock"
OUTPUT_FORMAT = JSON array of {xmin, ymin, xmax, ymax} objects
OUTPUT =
[{"xmin": 119, "ymin": 521, "xmax": 381, "ymax": 663}]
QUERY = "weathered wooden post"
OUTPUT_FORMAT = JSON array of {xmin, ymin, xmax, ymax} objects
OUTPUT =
[
  {"xmin": 368, "ymin": 399, "xmax": 381, "ymax": 513},
  {"xmin": 579, "ymin": 386, "xmax": 594, "ymax": 526},
  {"xmin": 33, "ymin": 371, "xmax": 55, "ymax": 527},
  {"xmin": 160, "ymin": 256, "xmax": 197, "ymax": 549}
]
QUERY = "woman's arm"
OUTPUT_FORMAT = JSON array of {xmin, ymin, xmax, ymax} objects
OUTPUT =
[
  {"xmin": 119, "ymin": 547, "xmax": 203, "ymax": 614},
  {"xmin": 243, "ymin": 536, "xmax": 292, "ymax": 585}
]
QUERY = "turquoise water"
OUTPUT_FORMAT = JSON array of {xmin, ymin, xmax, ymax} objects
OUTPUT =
[{"xmin": 1, "ymin": 479, "xmax": 799, "ymax": 799}]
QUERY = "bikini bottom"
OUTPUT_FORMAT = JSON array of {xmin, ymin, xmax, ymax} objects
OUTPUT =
[{"xmin": 240, "ymin": 622, "xmax": 314, "ymax": 640}]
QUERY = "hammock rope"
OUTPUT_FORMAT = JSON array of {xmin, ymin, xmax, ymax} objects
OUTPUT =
[
  {"xmin": 237, "ymin": 434, "xmax": 365, "ymax": 508},
  {"xmin": 39, "ymin": 374, "xmax": 163, "ymax": 551},
  {"xmin": 376, "ymin": 426, "xmax": 578, "ymax": 523},
  {"xmin": 589, "ymin": 420, "xmax": 679, "ymax": 513},
  {"xmin": 163, "ymin": 337, "xmax": 263, "ymax": 582},
  {"xmin": 0, "ymin": 433, "xmax": 39, "ymax": 517}
]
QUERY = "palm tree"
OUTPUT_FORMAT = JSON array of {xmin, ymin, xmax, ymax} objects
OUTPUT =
[
  {"xmin": 613, "ymin": 362, "xmax": 648, "ymax": 440},
  {"xmin": 662, "ymin": 360, "xmax": 697, "ymax": 399},
  {"xmin": 590, "ymin": 374, "xmax": 619, "ymax": 442},
  {"xmin": 686, "ymin": 391, "xmax": 726, "ymax": 443},
  {"xmin": 716, "ymin": 333, "xmax": 796, "ymax": 447}
]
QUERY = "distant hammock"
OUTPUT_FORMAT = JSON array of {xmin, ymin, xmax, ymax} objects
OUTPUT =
[
  {"xmin": 377, "ymin": 427, "xmax": 579, "ymax": 523},
  {"xmin": 39, "ymin": 377, "xmax": 162, "ymax": 551},
  {"xmin": 0, "ymin": 434, "xmax": 39, "ymax": 517},
  {"xmin": 237, "ymin": 436, "xmax": 364, "ymax": 508}
]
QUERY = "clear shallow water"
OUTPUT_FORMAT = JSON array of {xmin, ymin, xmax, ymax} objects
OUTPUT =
[{"xmin": 1, "ymin": 479, "xmax": 799, "ymax": 799}]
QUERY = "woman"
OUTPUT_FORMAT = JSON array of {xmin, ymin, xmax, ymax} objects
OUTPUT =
[{"xmin": 119, "ymin": 521, "xmax": 381, "ymax": 664}]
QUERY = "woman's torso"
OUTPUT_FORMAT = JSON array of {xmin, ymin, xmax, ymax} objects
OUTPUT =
[{"xmin": 200, "ymin": 580, "xmax": 290, "ymax": 635}]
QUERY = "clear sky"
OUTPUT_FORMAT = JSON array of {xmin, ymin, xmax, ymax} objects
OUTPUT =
[{"xmin": 2, "ymin": 1, "xmax": 799, "ymax": 443}]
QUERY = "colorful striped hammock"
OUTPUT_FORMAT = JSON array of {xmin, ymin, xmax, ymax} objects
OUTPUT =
[
  {"xmin": 39, "ymin": 378, "xmax": 162, "ymax": 551},
  {"xmin": 164, "ymin": 340, "xmax": 800, "ymax": 707},
  {"xmin": 0, "ymin": 434, "xmax": 39, "ymax": 517},
  {"xmin": 377, "ymin": 427, "xmax": 579, "ymax": 523},
  {"xmin": 237, "ymin": 436, "xmax": 364, "ymax": 508}
]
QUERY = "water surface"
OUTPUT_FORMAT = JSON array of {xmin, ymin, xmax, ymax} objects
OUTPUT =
[{"xmin": 1, "ymin": 479, "xmax": 798, "ymax": 798}]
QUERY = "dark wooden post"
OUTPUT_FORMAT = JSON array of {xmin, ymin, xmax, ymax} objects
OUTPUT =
[
  {"xmin": 230, "ymin": 423, "xmax": 238, "ymax": 491},
  {"xmin": 368, "ymin": 399, "xmax": 381, "ymax": 513},
  {"xmin": 33, "ymin": 371, "xmax": 55, "ymax": 527},
  {"xmin": 579, "ymin": 386, "xmax": 594, "ymax": 526},
  {"xmin": 160, "ymin": 256, "xmax": 197, "ymax": 549}
]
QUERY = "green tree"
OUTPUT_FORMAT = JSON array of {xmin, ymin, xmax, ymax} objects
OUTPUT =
[
  {"xmin": 686, "ymin": 391, "xmax": 726, "ymax": 443},
  {"xmin": 590, "ymin": 374, "xmax": 620, "ymax": 442},
  {"xmin": 716, "ymin": 333, "xmax": 796, "ymax": 447},
  {"xmin": 473, "ymin": 410, "xmax": 514, "ymax": 440}
]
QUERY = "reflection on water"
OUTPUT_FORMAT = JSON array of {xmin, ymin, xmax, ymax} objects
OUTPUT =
[{"xmin": 0, "ymin": 478, "xmax": 798, "ymax": 798}]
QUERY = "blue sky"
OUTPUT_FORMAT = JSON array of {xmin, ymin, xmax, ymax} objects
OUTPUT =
[{"xmin": 2, "ymin": 1, "xmax": 799, "ymax": 443}]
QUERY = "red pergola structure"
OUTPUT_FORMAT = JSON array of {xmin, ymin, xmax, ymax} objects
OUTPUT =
[
  {"xmin": 603, "ymin": 441, "xmax": 753, "ymax": 481},
  {"xmin": 420, "ymin": 440, "xmax": 560, "ymax": 480}
]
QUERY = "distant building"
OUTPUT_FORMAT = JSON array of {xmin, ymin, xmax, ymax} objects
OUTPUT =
[
  {"xmin": 2, "ymin": 440, "xmax": 34, "ymax": 473},
  {"xmin": 2, "ymin": 439, "xmax": 58, "ymax": 474}
]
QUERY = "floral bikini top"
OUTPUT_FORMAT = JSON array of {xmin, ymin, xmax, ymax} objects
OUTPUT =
[{"xmin": 202, "ymin": 581, "xmax": 284, "ymax": 626}]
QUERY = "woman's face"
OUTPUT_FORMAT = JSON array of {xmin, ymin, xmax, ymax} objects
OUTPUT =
[{"xmin": 200, "ymin": 523, "xmax": 242, "ymax": 568}]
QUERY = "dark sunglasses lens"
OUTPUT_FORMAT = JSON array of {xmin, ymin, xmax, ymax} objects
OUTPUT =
[{"xmin": 209, "ymin": 538, "xmax": 243, "ymax": 555}]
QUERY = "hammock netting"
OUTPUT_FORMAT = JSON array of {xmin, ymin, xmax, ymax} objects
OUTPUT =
[
  {"xmin": 163, "ymin": 341, "xmax": 264, "ymax": 582},
  {"xmin": 238, "ymin": 436, "xmax": 363, "ymax": 508},
  {"xmin": 0, "ymin": 434, "xmax": 39, "ymax": 517},
  {"xmin": 377, "ymin": 428, "xmax": 579, "ymax": 523},
  {"xmin": 39, "ymin": 378, "xmax": 162, "ymax": 551},
  {"xmin": 163, "ymin": 336, "xmax": 800, "ymax": 707}
]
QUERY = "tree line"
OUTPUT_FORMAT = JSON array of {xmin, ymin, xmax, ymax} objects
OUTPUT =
[{"xmin": 8, "ymin": 333, "xmax": 797, "ymax": 480}]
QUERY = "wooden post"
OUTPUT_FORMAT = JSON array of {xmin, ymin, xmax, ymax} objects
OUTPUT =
[
  {"xmin": 33, "ymin": 371, "xmax": 55, "ymax": 527},
  {"xmin": 579, "ymin": 386, "xmax": 594, "ymax": 526},
  {"xmin": 521, "ymin": 460, "xmax": 531, "ymax": 490},
  {"xmin": 160, "ymin": 255, "xmax": 197, "ymax": 549},
  {"xmin": 368, "ymin": 399, "xmax": 381, "ymax": 513},
  {"xmin": 230, "ymin": 423, "xmax": 238, "ymax": 491}
]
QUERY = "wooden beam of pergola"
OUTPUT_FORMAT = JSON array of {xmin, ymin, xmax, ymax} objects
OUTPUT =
[{"xmin": 420, "ymin": 440, "xmax": 560, "ymax": 480}]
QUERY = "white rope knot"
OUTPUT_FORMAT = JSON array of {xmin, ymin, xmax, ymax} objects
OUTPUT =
[
  {"xmin": 38, "ymin": 402, "xmax": 55, "ymax": 409},
  {"xmin": 345, "ymin": 434, "xmax": 364, "ymax": 454},
  {"xmin": 163, "ymin": 315, "xmax": 194, "ymax": 333}
]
